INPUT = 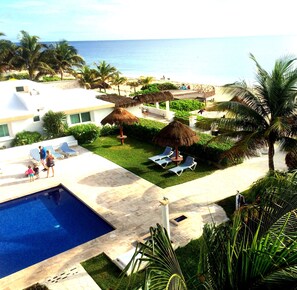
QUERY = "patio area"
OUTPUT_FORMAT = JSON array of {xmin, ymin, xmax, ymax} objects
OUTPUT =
[{"xmin": 0, "ymin": 145, "xmax": 229, "ymax": 289}]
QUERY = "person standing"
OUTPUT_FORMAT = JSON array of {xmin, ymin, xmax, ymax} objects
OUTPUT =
[
  {"xmin": 39, "ymin": 146, "xmax": 47, "ymax": 171},
  {"xmin": 46, "ymin": 150, "xmax": 55, "ymax": 178},
  {"xmin": 27, "ymin": 165, "xmax": 35, "ymax": 182}
]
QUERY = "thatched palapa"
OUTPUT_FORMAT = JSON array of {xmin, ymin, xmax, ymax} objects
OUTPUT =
[
  {"xmin": 101, "ymin": 107, "xmax": 139, "ymax": 144},
  {"xmin": 153, "ymin": 120, "xmax": 199, "ymax": 161},
  {"xmin": 98, "ymin": 91, "xmax": 174, "ymax": 108}
]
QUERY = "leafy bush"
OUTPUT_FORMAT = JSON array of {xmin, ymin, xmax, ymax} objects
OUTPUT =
[
  {"xmin": 130, "ymin": 85, "xmax": 160, "ymax": 96},
  {"xmin": 11, "ymin": 131, "xmax": 43, "ymax": 147},
  {"xmin": 5, "ymin": 72, "xmax": 30, "ymax": 80},
  {"xmin": 42, "ymin": 110, "xmax": 68, "ymax": 138},
  {"xmin": 142, "ymin": 82, "xmax": 178, "ymax": 90},
  {"xmin": 41, "ymin": 75, "xmax": 61, "ymax": 82},
  {"xmin": 160, "ymin": 99, "xmax": 204, "ymax": 112},
  {"xmin": 68, "ymin": 124, "xmax": 100, "ymax": 144},
  {"xmin": 100, "ymin": 124, "xmax": 118, "ymax": 136}
]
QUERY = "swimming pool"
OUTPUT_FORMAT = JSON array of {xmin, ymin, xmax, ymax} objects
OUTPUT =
[{"xmin": 0, "ymin": 185, "xmax": 114, "ymax": 278}]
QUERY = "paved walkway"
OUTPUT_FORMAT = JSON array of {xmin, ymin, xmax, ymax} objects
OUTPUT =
[{"xmin": 0, "ymin": 146, "xmax": 287, "ymax": 289}]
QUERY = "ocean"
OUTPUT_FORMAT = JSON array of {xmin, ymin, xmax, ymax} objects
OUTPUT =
[{"xmin": 69, "ymin": 35, "xmax": 297, "ymax": 86}]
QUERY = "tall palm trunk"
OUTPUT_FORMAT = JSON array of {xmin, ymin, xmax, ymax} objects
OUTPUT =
[{"xmin": 268, "ymin": 140, "xmax": 275, "ymax": 171}]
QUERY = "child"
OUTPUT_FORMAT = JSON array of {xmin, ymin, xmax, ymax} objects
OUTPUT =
[
  {"xmin": 27, "ymin": 165, "xmax": 34, "ymax": 182},
  {"xmin": 33, "ymin": 163, "xmax": 39, "ymax": 179}
]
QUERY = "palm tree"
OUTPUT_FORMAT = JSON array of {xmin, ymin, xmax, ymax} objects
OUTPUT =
[
  {"xmin": 75, "ymin": 65, "xmax": 97, "ymax": 89},
  {"xmin": 49, "ymin": 40, "xmax": 85, "ymax": 80},
  {"xmin": 126, "ymin": 80, "xmax": 140, "ymax": 93},
  {"xmin": 94, "ymin": 60, "xmax": 117, "ymax": 92},
  {"xmin": 129, "ymin": 172, "xmax": 297, "ymax": 289},
  {"xmin": 0, "ymin": 33, "xmax": 16, "ymax": 74},
  {"xmin": 12, "ymin": 30, "xmax": 54, "ymax": 80},
  {"xmin": 111, "ymin": 72, "xmax": 127, "ymax": 95},
  {"xmin": 197, "ymin": 54, "xmax": 297, "ymax": 171},
  {"xmin": 127, "ymin": 224, "xmax": 187, "ymax": 290},
  {"xmin": 139, "ymin": 75, "xmax": 154, "ymax": 86}
]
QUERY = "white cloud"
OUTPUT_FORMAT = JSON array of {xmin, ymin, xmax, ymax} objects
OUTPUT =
[{"xmin": 1, "ymin": 0, "xmax": 297, "ymax": 41}]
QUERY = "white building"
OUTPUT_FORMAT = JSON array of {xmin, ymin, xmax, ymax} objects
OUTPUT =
[{"xmin": 0, "ymin": 80, "xmax": 117, "ymax": 148}]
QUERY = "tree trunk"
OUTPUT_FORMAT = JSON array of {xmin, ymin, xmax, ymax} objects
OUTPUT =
[
  {"xmin": 268, "ymin": 140, "xmax": 275, "ymax": 171},
  {"xmin": 117, "ymin": 85, "xmax": 120, "ymax": 96}
]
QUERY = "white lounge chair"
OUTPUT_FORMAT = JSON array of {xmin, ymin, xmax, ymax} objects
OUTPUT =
[
  {"xmin": 113, "ymin": 247, "xmax": 147, "ymax": 276},
  {"xmin": 153, "ymin": 157, "xmax": 173, "ymax": 168},
  {"xmin": 169, "ymin": 156, "xmax": 197, "ymax": 176},
  {"xmin": 148, "ymin": 146, "xmax": 173, "ymax": 162},
  {"xmin": 44, "ymin": 145, "xmax": 64, "ymax": 159},
  {"xmin": 59, "ymin": 142, "xmax": 78, "ymax": 157}
]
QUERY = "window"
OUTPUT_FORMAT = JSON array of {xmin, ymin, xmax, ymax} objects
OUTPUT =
[
  {"xmin": 33, "ymin": 115, "xmax": 40, "ymax": 122},
  {"xmin": 0, "ymin": 124, "xmax": 9, "ymax": 138},
  {"xmin": 70, "ymin": 112, "xmax": 91, "ymax": 124},
  {"xmin": 81, "ymin": 112, "xmax": 91, "ymax": 122}
]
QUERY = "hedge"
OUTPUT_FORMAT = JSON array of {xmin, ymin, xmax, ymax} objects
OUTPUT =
[{"xmin": 124, "ymin": 118, "xmax": 242, "ymax": 168}]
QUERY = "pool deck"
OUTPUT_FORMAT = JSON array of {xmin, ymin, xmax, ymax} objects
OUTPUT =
[{"xmin": 0, "ymin": 146, "xmax": 287, "ymax": 289}]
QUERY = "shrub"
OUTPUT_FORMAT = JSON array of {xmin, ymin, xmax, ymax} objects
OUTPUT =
[
  {"xmin": 130, "ymin": 85, "xmax": 160, "ymax": 96},
  {"xmin": 68, "ymin": 124, "xmax": 100, "ymax": 144},
  {"xmin": 161, "ymin": 99, "xmax": 204, "ymax": 112},
  {"xmin": 41, "ymin": 75, "xmax": 61, "ymax": 82},
  {"xmin": 5, "ymin": 72, "xmax": 30, "ymax": 80},
  {"xmin": 42, "ymin": 110, "xmax": 68, "ymax": 138},
  {"xmin": 100, "ymin": 124, "xmax": 118, "ymax": 136},
  {"xmin": 11, "ymin": 131, "xmax": 43, "ymax": 147},
  {"xmin": 142, "ymin": 82, "xmax": 178, "ymax": 91},
  {"xmin": 286, "ymin": 151, "xmax": 297, "ymax": 170}
]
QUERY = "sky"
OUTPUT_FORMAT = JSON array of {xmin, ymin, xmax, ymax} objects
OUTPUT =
[{"xmin": 1, "ymin": 0, "xmax": 297, "ymax": 42}]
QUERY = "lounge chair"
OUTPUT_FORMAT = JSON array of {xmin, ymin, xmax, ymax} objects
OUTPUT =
[
  {"xmin": 44, "ymin": 145, "xmax": 64, "ymax": 159},
  {"xmin": 29, "ymin": 148, "xmax": 41, "ymax": 162},
  {"xmin": 148, "ymin": 146, "xmax": 173, "ymax": 162},
  {"xmin": 113, "ymin": 247, "xmax": 147, "ymax": 276},
  {"xmin": 153, "ymin": 157, "xmax": 173, "ymax": 168},
  {"xmin": 59, "ymin": 142, "xmax": 78, "ymax": 157},
  {"xmin": 168, "ymin": 156, "xmax": 197, "ymax": 176}
]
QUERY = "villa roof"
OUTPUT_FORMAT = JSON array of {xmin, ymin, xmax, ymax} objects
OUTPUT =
[
  {"xmin": 0, "ymin": 80, "xmax": 114, "ymax": 123},
  {"xmin": 98, "ymin": 91, "xmax": 174, "ymax": 108}
]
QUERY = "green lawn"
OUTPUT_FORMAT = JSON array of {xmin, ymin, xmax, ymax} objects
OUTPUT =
[{"xmin": 83, "ymin": 135, "xmax": 216, "ymax": 188}]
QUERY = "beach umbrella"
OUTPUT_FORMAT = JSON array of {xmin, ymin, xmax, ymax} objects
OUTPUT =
[
  {"xmin": 101, "ymin": 107, "xmax": 139, "ymax": 144},
  {"xmin": 153, "ymin": 120, "xmax": 199, "ymax": 163}
]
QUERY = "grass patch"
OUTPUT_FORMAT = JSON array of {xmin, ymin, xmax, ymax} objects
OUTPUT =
[
  {"xmin": 82, "ymin": 239, "xmax": 201, "ymax": 289},
  {"xmin": 81, "ymin": 253, "xmax": 144, "ymax": 290},
  {"xmin": 83, "ymin": 135, "xmax": 215, "ymax": 188}
]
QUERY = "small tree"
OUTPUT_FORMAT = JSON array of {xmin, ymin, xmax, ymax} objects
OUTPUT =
[{"xmin": 42, "ymin": 110, "xmax": 68, "ymax": 138}]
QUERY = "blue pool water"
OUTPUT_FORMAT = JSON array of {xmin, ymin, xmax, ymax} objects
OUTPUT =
[{"xmin": 0, "ymin": 185, "xmax": 114, "ymax": 278}]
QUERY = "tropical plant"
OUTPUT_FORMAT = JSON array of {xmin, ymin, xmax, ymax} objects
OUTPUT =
[
  {"xmin": 11, "ymin": 131, "xmax": 43, "ymax": 146},
  {"xmin": 127, "ymin": 80, "xmax": 140, "ymax": 93},
  {"xmin": 127, "ymin": 224, "xmax": 187, "ymax": 290},
  {"xmin": 48, "ymin": 40, "xmax": 85, "ymax": 80},
  {"xmin": 0, "ymin": 33, "xmax": 16, "ymax": 74},
  {"xmin": 94, "ymin": 60, "xmax": 117, "ymax": 92},
  {"xmin": 196, "ymin": 54, "xmax": 297, "ymax": 171},
  {"xmin": 42, "ymin": 110, "xmax": 68, "ymax": 138},
  {"xmin": 111, "ymin": 72, "xmax": 127, "ymax": 95},
  {"xmin": 139, "ymin": 76, "xmax": 154, "ymax": 86},
  {"xmin": 11, "ymin": 30, "xmax": 55, "ymax": 80},
  {"xmin": 68, "ymin": 123, "xmax": 100, "ymax": 144},
  {"xmin": 75, "ymin": 65, "xmax": 98, "ymax": 89}
]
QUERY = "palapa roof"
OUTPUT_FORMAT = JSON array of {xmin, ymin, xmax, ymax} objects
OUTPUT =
[
  {"xmin": 101, "ymin": 107, "xmax": 139, "ymax": 125},
  {"xmin": 98, "ymin": 91, "xmax": 174, "ymax": 108},
  {"xmin": 153, "ymin": 120, "xmax": 199, "ymax": 147}
]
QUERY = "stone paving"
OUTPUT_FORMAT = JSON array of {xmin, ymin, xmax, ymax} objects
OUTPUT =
[{"xmin": 0, "ymin": 145, "xmax": 287, "ymax": 289}]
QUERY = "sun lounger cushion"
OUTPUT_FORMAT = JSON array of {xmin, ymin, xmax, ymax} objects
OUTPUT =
[
  {"xmin": 153, "ymin": 157, "xmax": 173, "ymax": 168},
  {"xmin": 44, "ymin": 145, "xmax": 64, "ymax": 159},
  {"xmin": 60, "ymin": 142, "xmax": 78, "ymax": 157},
  {"xmin": 169, "ymin": 156, "xmax": 197, "ymax": 176},
  {"xmin": 148, "ymin": 146, "xmax": 173, "ymax": 162},
  {"xmin": 29, "ymin": 148, "xmax": 41, "ymax": 162}
]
